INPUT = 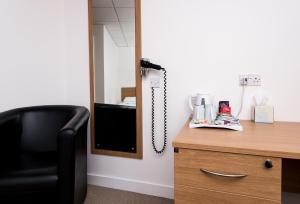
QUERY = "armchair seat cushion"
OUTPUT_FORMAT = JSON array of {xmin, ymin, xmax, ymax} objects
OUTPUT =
[{"xmin": 0, "ymin": 151, "xmax": 57, "ymax": 195}]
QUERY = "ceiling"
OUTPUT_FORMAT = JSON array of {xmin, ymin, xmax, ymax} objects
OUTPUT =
[{"xmin": 93, "ymin": 0, "xmax": 135, "ymax": 47}]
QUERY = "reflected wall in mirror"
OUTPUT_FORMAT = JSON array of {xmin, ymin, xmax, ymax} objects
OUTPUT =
[
  {"xmin": 93, "ymin": 0, "xmax": 136, "ymax": 105},
  {"xmin": 88, "ymin": 0, "xmax": 142, "ymax": 159}
]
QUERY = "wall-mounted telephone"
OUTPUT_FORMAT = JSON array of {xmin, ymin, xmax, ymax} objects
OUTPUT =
[{"xmin": 140, "ymin": 58, "xmax": 167, "ymax": 154}]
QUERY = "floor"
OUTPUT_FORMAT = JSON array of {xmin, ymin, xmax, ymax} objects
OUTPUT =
[
  {"xmin": 85, "ymin": 185, "xmax": 174, "ymax": 204},
  {"xmin": 84, "ymin": 185, "xmax": 300, "ymax": 204}
]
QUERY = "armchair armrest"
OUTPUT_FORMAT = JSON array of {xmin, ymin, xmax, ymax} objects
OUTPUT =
[
  {"xmin": 57, "ymin": 107, "xmax": 90, "ymax": 204},
  {"xmin": 59, "ymin": 107, "xmax": 90, "ymax": 134}
]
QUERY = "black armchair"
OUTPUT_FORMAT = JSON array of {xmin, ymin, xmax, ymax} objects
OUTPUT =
[{"xmin": 0, "ymin": 105, "xmax": 90, "ymax": 204}]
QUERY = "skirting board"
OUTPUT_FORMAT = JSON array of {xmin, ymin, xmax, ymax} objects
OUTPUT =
[{"xmin": 87, "ymin": 173, "xmax": 174, "ymax": 199}]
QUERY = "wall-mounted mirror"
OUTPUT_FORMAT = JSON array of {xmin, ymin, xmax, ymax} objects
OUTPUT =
[{"xmin": 88, "ymin": 0, "xmax": 142, "ymax": 159}]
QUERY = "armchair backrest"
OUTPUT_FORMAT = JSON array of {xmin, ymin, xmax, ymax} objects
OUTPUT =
[
  {"xmin": 0, "ymin": 106, "xmax": 88, "ymax": 154},
  {"xmin": 20, "ymin": 109, "xmax": 73, "ymax": 152}
]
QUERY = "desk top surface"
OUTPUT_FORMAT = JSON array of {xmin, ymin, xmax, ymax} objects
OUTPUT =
[{"xmin": 172, "ymin": 120, "xmax": 300, "ymax": 159}]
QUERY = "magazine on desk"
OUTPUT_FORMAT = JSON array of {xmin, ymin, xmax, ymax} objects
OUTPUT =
[
  {"xmin": 189, "ymin": 113, "xmax": 243, "ymax": 131},
  {"xmin": 189, "ymin": 121, "xmax": 243, "ymax": 131}
]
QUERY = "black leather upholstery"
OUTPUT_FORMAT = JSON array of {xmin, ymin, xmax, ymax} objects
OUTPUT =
[{"xmin": 0, "ymin": 105, "xmax": 90, "ymax": 204}]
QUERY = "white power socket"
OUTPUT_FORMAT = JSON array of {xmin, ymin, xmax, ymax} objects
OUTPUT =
[
  {"xmin": 150, "ymin": 77, "xmax": 160, "ymax": 88},
  {"xmin": 239, "ymin": 74, "xmax": 261, "ymax": 86}
]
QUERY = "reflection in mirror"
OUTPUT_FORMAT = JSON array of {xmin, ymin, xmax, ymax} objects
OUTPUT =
[
  {"xmin": 91, "ymin": 0, "xmax": 140, "ymax": 157},
  {"xmin": 93, "ymin": 0, "xmax": 135, "ymax": 106}
]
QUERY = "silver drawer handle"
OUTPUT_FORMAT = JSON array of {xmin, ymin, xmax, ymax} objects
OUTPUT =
[{"xmin": 200, "ymin": 168, "xmax": 248, "ymax": 178}]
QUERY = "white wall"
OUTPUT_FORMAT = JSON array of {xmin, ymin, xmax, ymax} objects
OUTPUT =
[
  {"xmin": 103, "ymin": 26, "xmax": 120, "ymax": 104},
  {"xmin": 64, "ymin": 0, "xmax": 90, "ymax": 107},
  {"xmin": 118, "ymin": 47, "xmax": 136, "ymax": 88},
  {"xmin": 143, "ymin": 0, "xmax": 300, "ymax": 122},
  {"xmin": 0, "ymin": 0, "xmax": 66, "ymax": 111}
]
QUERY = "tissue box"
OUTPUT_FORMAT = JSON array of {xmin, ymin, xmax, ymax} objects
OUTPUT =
[{"xmin": 253, "ymin": 106, "xmax": 274, "ymax": 123}]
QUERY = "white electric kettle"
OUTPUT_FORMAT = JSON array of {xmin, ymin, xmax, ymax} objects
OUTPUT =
[
  {"xmin": 189, "ymin": 93, "xmax": 213, "ymax": 110},
  {"xmin": 189, "ymin": 93, "xmax": 216, "ymax": 123}
]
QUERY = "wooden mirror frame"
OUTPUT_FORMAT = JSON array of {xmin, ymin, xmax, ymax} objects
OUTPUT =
[{"xmin": 88, "ymin": 0, "xmax": 143, "ymax": 159}]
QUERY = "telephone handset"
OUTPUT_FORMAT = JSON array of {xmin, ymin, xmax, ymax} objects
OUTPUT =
[{"xmin": 140, "ymin": 59, "xmax": 167, "ymax": 154}]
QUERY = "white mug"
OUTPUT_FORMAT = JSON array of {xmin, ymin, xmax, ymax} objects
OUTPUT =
[
  {"xmin": 205, "ymin": 104, "xmax": 216, "ymax": 124},
  {"xmin": 189, "ymin": 93, "xmax": 212, "ymax": 111},
  {"xmin": 193, "ymin": 105, "xmax": 205, "ymax": 121}
]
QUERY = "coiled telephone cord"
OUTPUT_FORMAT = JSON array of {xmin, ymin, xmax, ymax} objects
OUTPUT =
[{"xmin": 151, "ymin": 68, "xmax": 167, "ymax": 154}]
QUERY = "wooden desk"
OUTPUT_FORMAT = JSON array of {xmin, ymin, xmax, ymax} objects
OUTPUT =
[{"xmin": 172, "ymin": 120, "xmax": 300, "ymax": 204}]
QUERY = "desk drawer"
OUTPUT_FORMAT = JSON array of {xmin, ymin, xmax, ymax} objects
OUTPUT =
[
  {"xmin": 175, "ymin": 149, "xmax": 281, "ymax": 201},
  {"xmin": 175, "ymin": 185, "xmax": 280, "ymax": 204}
]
